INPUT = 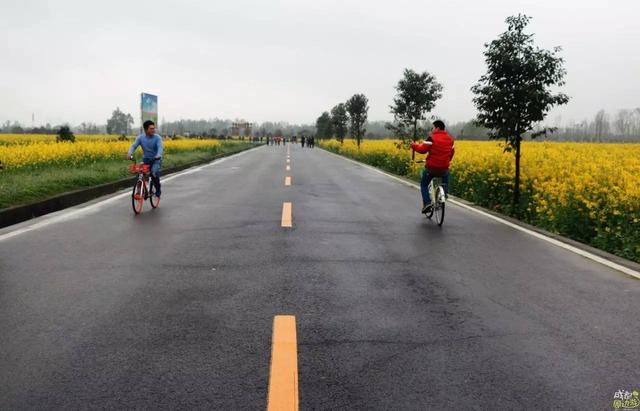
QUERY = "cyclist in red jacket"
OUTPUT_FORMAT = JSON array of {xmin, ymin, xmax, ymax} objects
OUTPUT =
[{"xmin": 411, "ymin": 120, "xmax": 455, "ymax": 214}]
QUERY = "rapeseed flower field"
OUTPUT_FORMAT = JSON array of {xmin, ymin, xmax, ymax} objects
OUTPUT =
[
  {"xmin": 0, "ymin": 137, "xmax": 222, "ymax": 170},
  {"xmin": 0, "ymin": 134, "xmax": 123, "ymax": 145}
]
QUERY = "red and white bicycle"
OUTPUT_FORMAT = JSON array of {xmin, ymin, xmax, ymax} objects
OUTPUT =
[{"xmin": 128, "ymin": 158, "xmax": 160, "ymax": 215}]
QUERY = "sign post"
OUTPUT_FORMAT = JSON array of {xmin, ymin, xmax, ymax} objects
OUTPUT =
[{"xmin": 140, "ymin": 93, "xmax": 158, "ymax": 131}]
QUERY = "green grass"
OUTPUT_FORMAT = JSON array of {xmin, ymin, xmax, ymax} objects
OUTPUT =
[{"xmin": 0, "ymin": 142, "xmax": 253, "ymax": 209}]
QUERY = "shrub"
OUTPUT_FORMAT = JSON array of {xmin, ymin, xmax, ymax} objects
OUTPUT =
[{"xmin": 56, "ymin": 126, "xmax": 75, "ymax": 143}]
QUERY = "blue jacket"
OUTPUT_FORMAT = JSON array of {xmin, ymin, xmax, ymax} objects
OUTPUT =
[{"xmin": 128, "ymin": 133, "xmax": 163, "ymax": 159}]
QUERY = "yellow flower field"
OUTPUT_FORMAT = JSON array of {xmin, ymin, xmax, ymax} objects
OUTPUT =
[
  {"xmin": 321, "ymin": 139, "xmax": 640, "ymax": 262},
  {"xmin": 0, "ymin": 134, "xmax": 128, "ymax": 145},
  {"xmin": 0, "ymin": 138, "xmax": 222, "ymax": 170}
]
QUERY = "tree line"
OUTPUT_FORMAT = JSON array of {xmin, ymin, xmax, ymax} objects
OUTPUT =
[{"xmin": 4, "ymin": 108, "xmax": 638, "ymax": 143}]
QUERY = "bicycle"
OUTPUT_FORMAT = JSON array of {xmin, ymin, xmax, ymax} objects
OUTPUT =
[
  {"xmin": 415, "ymin": 159, "xmax": 446, "ymax": 226},
  {"xmin": 128, "ymin": 158, "xmax": 160, "ymax": 215}
]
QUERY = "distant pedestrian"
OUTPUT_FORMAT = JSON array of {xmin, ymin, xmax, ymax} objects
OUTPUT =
[{"xmin": 301, "ymin": 136, "xmax": 306, "ymax": 147}]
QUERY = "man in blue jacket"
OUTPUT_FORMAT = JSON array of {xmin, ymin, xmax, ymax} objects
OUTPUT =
[{"xmin": 127, "ymin": 120, "xmax": 163, "ymax": 198}]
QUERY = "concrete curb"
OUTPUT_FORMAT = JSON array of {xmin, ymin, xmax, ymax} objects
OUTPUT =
[
  {"xmin": 319, "ymin": 146, "xmax": 640, "ymax": 279},
  {"xmin": 0, "ymin": 144, "xmax": 260, "ymax": 229}
]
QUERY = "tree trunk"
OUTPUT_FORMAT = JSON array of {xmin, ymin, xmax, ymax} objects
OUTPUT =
[{"xmin": 513, "ymin": 136, "xmax": 522, "ymax": 216}]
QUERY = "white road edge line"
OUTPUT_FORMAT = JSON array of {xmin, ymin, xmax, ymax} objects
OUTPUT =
[
  {"xmin": 322, "ymin": 149, "xmax": 640, "ymax": 280},
  {"xmin": 0, "ymin": 146, "xmax": 260, "ymax": 242}
]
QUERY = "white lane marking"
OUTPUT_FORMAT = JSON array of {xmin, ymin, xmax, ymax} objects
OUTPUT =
[
  {"xmin": 321, "ymin": 149, "xmax": 640, "ymax": 280},
  {"xmin": 0, "ymin": 147, "xmax": 259, "ymax": 242}
]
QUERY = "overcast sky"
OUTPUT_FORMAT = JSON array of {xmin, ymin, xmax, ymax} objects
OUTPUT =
[{"xmin": 1, "ymin": 0, "xmax": 639, "ymax": 127}]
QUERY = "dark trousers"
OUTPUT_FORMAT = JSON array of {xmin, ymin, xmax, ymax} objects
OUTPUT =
[
  {"xmin": 420, "ymin": 168, "xmax": 449, "ymax": 206},
  {"xmin": 143, "ymin": 158, "xmax": 161, "ymax": 196}
]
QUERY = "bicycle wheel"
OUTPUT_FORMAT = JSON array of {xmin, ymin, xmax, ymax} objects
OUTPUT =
[
  {"xmin": 434, "ymin": 186, "xmax": 445, "ymax": 226},
  {"xmin": 149, "ymin": 177, "xmax": 160, "ymax": 208},
  {"xmin": 132, "ymin": 180, "xmax": 144, "ymax": 214},
  {"xmin": 425, "ymin": 180, "xmax": 435, "ymax": 219}
]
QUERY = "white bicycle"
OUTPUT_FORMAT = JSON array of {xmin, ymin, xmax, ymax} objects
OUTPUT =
[{"xmin": 416, "ymin": 160, "xmax": 446, "ymax": 226}]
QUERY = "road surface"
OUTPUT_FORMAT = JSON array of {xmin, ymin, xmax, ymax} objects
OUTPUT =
[{"xmin": 1, "ymin": 144, "xmax": 638, "ymax": 409}]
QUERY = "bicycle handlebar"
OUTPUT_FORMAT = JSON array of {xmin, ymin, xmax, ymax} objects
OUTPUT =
[{"xmin": 129, "ymin": 156, "xmax": 158, "ymax": 164}]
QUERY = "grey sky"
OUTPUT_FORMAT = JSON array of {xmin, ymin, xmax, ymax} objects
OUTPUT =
[{"xmin": 1, "ymin": 0, "xmax": 639, "ymax": 127}]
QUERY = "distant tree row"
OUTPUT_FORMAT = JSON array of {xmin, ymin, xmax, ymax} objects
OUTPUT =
[
  {"xmin": 161, "ymin": 119, "xmax": 314, "ymax": 138},
  {"xmin": 6, "ymin": 110, "xmax": 636, "ymax": 142},
  {"xmin": 549, "ymin": 108, "xmax": 640, "ymax": 142},
  {"xmin": 445, "ymin": 108, "xmax": 640, "ymax": 142},
  {"xmin": 0, "ymin": 121, "xmax": 60, "ymax": 134},
  {"xmin": 316, "ymin": 94, "xmax": 370, "ymax": 147}
]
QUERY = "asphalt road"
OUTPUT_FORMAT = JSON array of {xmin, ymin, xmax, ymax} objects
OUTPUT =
[{"xmin": 1, "ymin": 144, "xmax": 638, "ymax": 410}]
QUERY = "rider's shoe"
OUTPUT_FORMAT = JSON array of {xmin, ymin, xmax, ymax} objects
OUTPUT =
[{"xmin": 421, "ymin": 204, "xmax": 432, "ymax": 214}]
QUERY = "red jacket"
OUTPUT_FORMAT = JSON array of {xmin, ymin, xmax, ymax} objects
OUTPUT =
[{"xmin": 411, "ymin": 130, "xmax": 455, "ymax": 169}]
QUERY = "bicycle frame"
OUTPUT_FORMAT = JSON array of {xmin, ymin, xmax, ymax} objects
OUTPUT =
[
  {"xmin": 429, "ymin": 177, "xmax": 445, "ymax": 204},
  {"xmin": 130, "ymin": 158, "xmax": 159, "ymax": 214},
  {"xmin": 414, "ymin": 157, "xmax": 447, "ymax": 225},
  {"xmin": 136, "ymin": 171, "xmax": 150, "ymax": 195}
]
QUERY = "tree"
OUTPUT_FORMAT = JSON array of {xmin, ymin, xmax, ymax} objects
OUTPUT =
[
  {"xmin": 9, "ymin": 121, "xmax": 24, "ymax": 134},
  {"xmin": 593, "ymin": 109, "xmax": 610, "ymax": 142},
  {"xmin": 471, "ymin": 14, "xmax": 569, "ymax": 215},
  {"xmin": 614, "ymin": 109, "xmax": 631, "ymax": 137},
  {"xmin": 387, "ymin": 68, "xmax": 443, "ymax": 146},
  {"xmin": 106, "ymin": 107, "xmax": 134, "ymax": 135},
  {"xmin": 345, "ymin": 94, "xmax": 369, "ymax": 148},
  {"xmin": 315, "ymin": 112, "xmax": 333, "ymax": 139},
  {"xmin": 633, "ymin": 108, "xmax": 640, "ymax": 139},
  {"xmin": 79, "ymin": 122, "xmax": 99, "ymax": 134},
  {"xmin": 331, "ymin": 103, "xmax": 349, "ymax": 144}
]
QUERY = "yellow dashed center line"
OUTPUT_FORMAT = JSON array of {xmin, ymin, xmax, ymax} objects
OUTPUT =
[
  {"xmin": 285, "ymin": 176, "xmax": 292, "ymax": 186},
  {"xmin": 281, "ymin": 202, "xmax": 292, "ymax": 227},
  {"xmin": 267, "ymin": 315, "xmax": 298, "ymax": 411}
]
